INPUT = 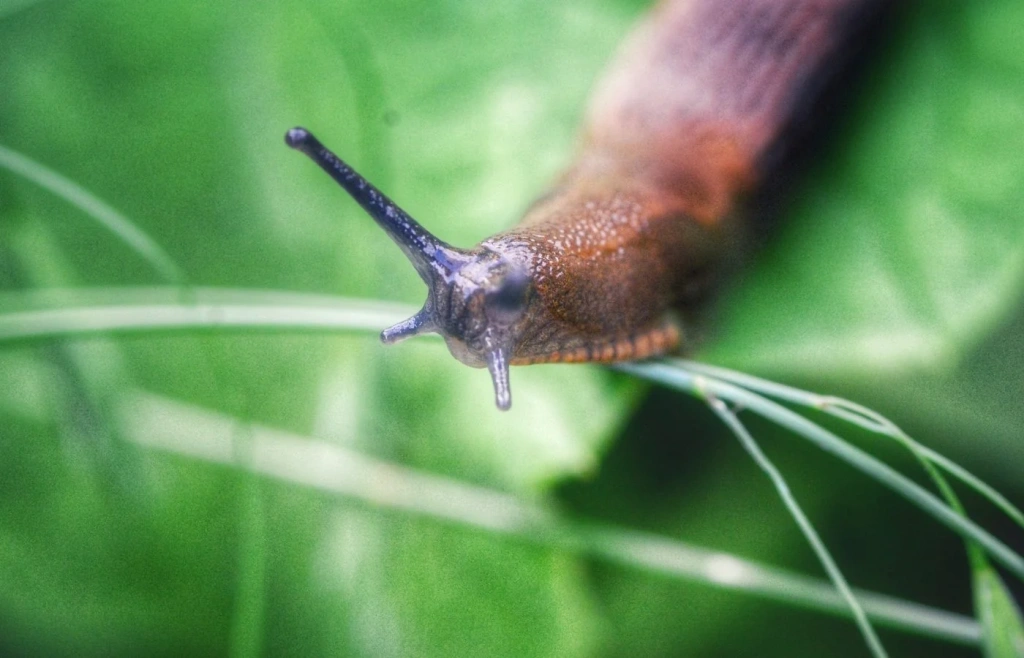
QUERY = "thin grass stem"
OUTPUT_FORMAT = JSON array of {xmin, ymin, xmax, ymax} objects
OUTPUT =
[
  {"xmin": 618, "ymin": 362, "xmax": 1024, "ymax": 583},
  {"xmin": 0, "ymin": 144, "xmax": 184, "ymax": 284},
  {"xmin": 700, "ymin": 388, "xmax": 888, "ymax": 658},
  {"xmin": 2, "ymin": 292, "xmax": 1019, "ymax": 582},
  {"xmin": 121, "ymin": 389, "xmax": 981, "ymax": 647},
  {"xmin": 674, "ymin": 360, "xmax": 1024, "ymax": 531},
  {"xmin": 0, "ymin": 297, "xmax": 413, "ymax": 342}
]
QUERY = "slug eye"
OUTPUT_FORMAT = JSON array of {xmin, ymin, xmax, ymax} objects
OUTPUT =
[{"xmin": 485, "ymin": 269, "xmax": 529, "ymax": 325}]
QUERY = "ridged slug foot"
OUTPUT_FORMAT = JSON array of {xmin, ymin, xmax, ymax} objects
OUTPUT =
[{"xmin": 511, "ymin": 319, "xmax": 681, "ymax": 366}]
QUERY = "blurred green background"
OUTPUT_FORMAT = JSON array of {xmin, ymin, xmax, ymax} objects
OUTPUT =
[{"xmin": 1, "ymin": 0, "xmax": 1022, "ymax": 656}]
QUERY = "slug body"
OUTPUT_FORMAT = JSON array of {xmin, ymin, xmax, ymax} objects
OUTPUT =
[{"xmin": 287, "ymin": 0, "xmax": 880, "ymax": 409}]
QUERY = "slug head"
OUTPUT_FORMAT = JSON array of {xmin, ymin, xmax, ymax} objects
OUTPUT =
[{"xmin": 286, "ymin": 127, "xmax": 531, "ymax": 410}]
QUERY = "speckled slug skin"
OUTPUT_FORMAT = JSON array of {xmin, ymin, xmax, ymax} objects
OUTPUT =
[{"xmin": 288, "ymin": 0, "xmax": 882, "ymax": 408}]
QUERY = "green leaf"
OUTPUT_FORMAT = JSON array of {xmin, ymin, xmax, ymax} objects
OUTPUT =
[
  {"xmin": 0, "ymin": 1, "xmax": 637, "ymax": 653},
  {"xmin": 975, "ymin": 564, "xmax": 1024, "ymax": 658},
  {"xmin": 318, "ymin": 514, "xmax": 601, "ymax": 658},
  {"xmin": 3, "ymin": 0, "xmax": 1024, "ymax": 656},
  {"xmin": 705, "ymin": 2, "xmax": 1024, "ymax": 380},
  {"xmin": 216, "ymin": 0, "xmax": 642, "ymax": 491}
]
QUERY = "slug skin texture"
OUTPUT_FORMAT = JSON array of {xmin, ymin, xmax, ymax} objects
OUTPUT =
[{"xmin": 288, "ymin": 0, "xmax": 882, "ymax": 408}]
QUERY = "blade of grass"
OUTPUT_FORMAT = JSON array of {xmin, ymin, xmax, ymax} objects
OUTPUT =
[
  {"xmin": 666, "ymin": 362, "xmax": 1024, "ymax": 654},
  {"xmin": 0, "ymin": 296, "xmax": 415, "ymax": 342},
  {"xmin": 0, "ymin": 286, "xmax": 417, "ymax": 311},
  {"xmin": 975, "ymin": 563, "xmax": 1024, "ymax": 658},
  {"xmin": 675, "ymin": 360, "xmax": 1024, "ymax": 532},
  {"xmin": 228, "ymin": 425, "xmax": 267, "ymax": 658},
  {"xmin": 701, "ymin": 387, "xmax": 888, "ymax": 658},
  {"xmin": 0, "ymin": 149, "xmax": 277, "ymax": 654},
  {"xmin": 878, "ymin": 419, "xmax": 1024, "ymax": 657},
  {"xmin": 119, "ymin": 388, "xmax": 981, "ymax": 647},
  {"xmin": 0, "ymin": 144, "xmax": 185, "ymax": 284},
  {"xmin": 2, "ymin": 291, "xmax": 1020, "ymax": 584},
  {"xmin": 617, "ymin": 362, "xmax": 1024, "ymax": 584},
  {"xmin": 0, "ymin": 248, "xmax": 146, "ymax": 494}
]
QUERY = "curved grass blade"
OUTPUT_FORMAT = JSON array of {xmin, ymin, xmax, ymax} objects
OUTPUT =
[
  {"xmin": 2, "ymin": 289, "xmax": 1021, "ymax": 585},
  {"xmin": 0, "ymin": 289, "xmax": 1012, "ymax": 646},
  {"xmin": 617, "ymin": 362, "xmax": 1024, "ymax": 584},
  {"xmin": 664, "ymin": 362, "xmax": 1024, "ymax": 654},
  {"xmin": 228, "ymin": 429, "xmax": 268, "ymax": 658},
  {"xmin": 975, "ymin": 564, "xmax": 1024, "ymax": 658},
  {"xmin": 121, "ymin": 388, "xmax": 980, "ymax": 647},
  {"xmin": 677, "ymin": 361, "xmax": 1024, "ymax": 653},
  {"xmin": 675, "ymin": 360, "xmax": 1024, "ymax": 532},
  {"xmin": 0, "ymin": 144, "xmax": 185, "ymax": 284},
  {"xmin": 701, "ymin": 390, "xmax": 888, "ymax": 658},
  {"xmin": 0, "ymin": 289, "xmax": 415, "ymax": 343},
  {"xmin": 2, "ymin": 290, "xmax": 1020, "ymax": 594}
]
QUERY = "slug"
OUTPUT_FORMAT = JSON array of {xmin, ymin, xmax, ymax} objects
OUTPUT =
[{"xmin": 286, "ymin": 0, "xmax": 881, "ymax": 410}]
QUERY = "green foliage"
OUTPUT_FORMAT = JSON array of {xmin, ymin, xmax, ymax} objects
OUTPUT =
[
  {"xmin": 1, "ymin": 0, "xmax": 1023, "ymax": 656},
  {"xmin": 708, "ymin": 2, "xmax": 1024, "ymax": 378},
  {"xmin": 975, "ymin": 564, "xmax": 1024, "ymax": 658}
]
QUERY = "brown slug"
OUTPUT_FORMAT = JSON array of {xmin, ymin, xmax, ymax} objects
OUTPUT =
[{"xmin": 286, "ymin": 0, "xmax": 881, "ymax": 410}]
